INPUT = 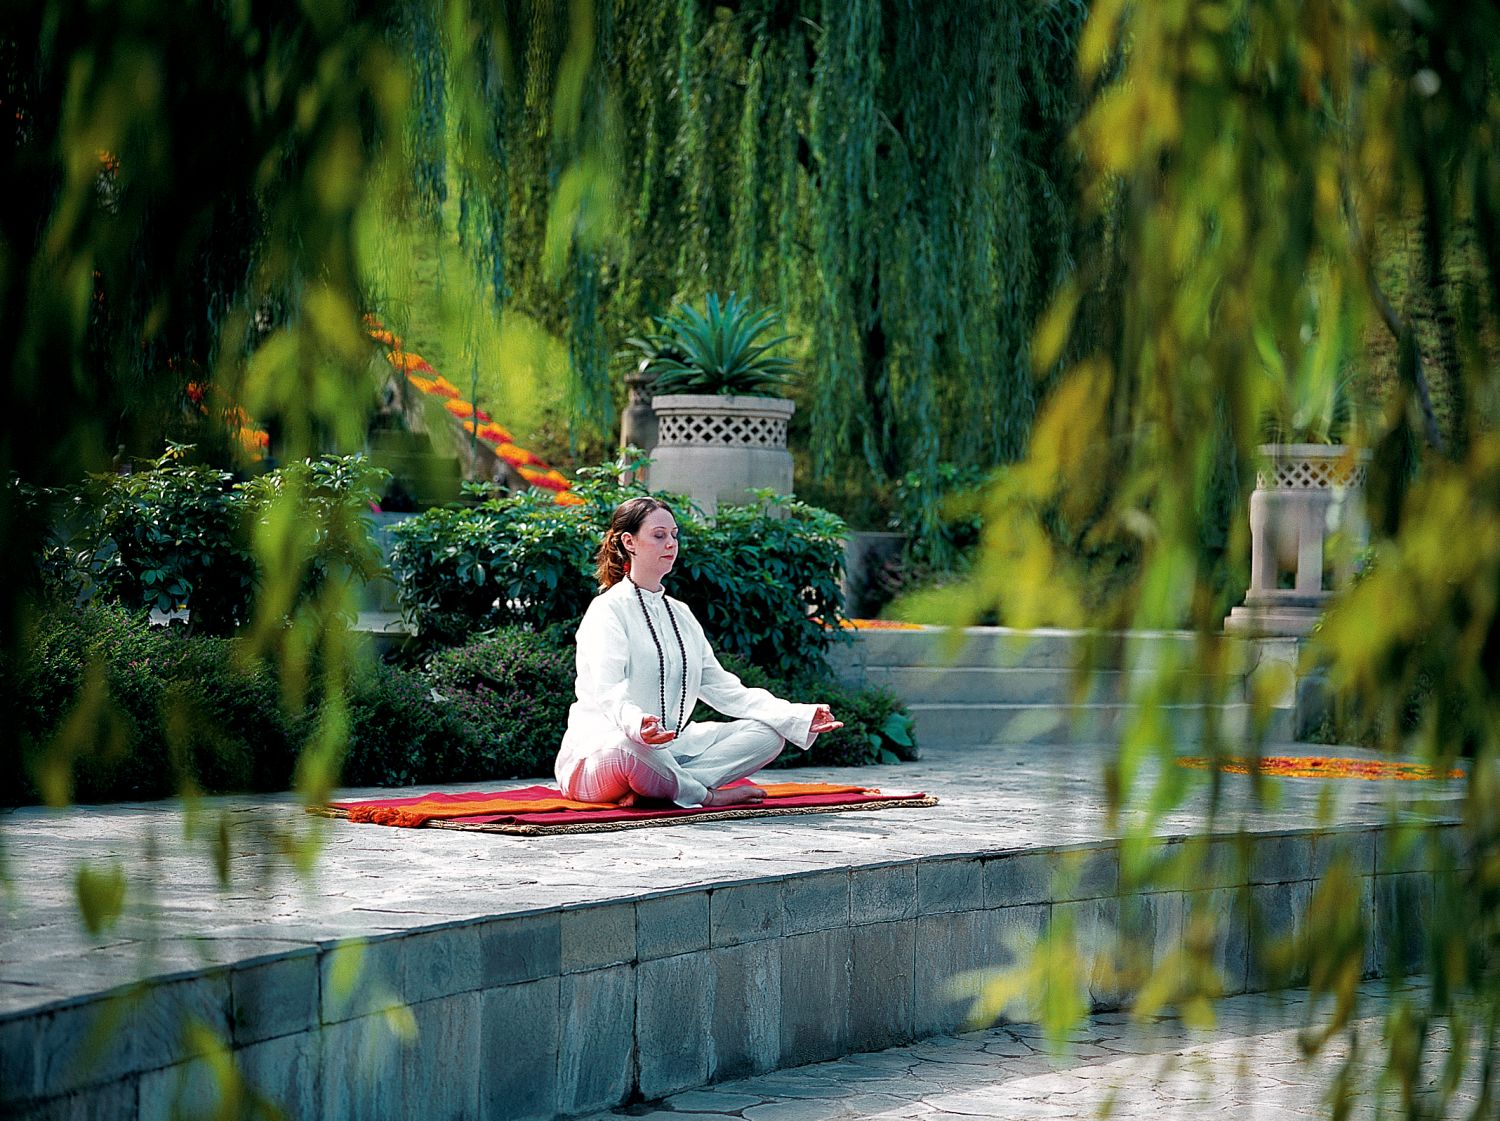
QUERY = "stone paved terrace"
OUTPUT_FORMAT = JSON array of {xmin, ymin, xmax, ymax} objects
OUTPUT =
[{"xmin": 0, "ymin": 734, "xmax": 1468, "ymax": 1120}]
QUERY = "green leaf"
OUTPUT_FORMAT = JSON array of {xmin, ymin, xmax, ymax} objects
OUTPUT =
[
  {"xmin": 76, "ymin": 861, "xmax": 127, "ymax": 935},
  {"xmin": 881, "ymin": 712, "xmax": 914, "ymax": 747}
]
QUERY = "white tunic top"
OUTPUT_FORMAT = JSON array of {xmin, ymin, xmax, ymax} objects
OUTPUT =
[{"xmin": 554, "ymin": 579, "xmax": 819, "ymax": 788}]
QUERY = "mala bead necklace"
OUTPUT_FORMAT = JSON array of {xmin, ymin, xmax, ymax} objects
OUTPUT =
[{"xmin": 629, "ymin": 575, "xmax": 689, "ymax": 734}]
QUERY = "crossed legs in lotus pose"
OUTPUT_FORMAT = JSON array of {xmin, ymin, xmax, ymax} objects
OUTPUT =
[{"xmin": 564, "ymin": 718, "xmax": 784, "ymax": 808}]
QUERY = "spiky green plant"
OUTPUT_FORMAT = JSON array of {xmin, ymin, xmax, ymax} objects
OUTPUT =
[{"xmin": 626, "ymin": 292, "xmax": 796, "ymax": 397}]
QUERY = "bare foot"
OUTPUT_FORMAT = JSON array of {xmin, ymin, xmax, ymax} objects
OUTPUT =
[
  {"xmin": 616, "ymin": 791, "xmax": 641, "ymax": 808},
  {"xmin": 706, "ymin": 784, "xmax": 766, "ymax": 807}
]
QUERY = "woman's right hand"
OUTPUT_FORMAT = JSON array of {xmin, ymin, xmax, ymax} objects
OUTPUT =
[{"xmin": 639, "ymin": 715, "xmax": 676, "ymax": 745}]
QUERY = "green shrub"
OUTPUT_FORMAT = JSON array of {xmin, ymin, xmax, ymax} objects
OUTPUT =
[
  {"xmin": 343, "ymin": 661, "xmax": 476, "ymax": 787},
  {"xmin": 237, "ymin": 453, "xmax": 390, "ymax": 616},
  {"xmin": 425, "ymin": 628, "xmax": 577, "ymax": 780},
  {"xmin": 388, "ymin": 492, "xmax": 597, "ymax": 646},
  {"xmin": 161, "ymin": 639, "xmax": 308, "ymax": 793},
  {"xmin": 8, "ymin": 600, "xmax": 307, "ymax": 803},
  {"xmin": 70, "ymin": 446, "xmax": 256, "ymax": 634},
  {"xmin": 390, "ymin": 461, "xmax": 851, "ymax": 678},
  {"xmin": 6, "ymin": 603, "xmax": 909, "ymax": 806},
  {"xmin": 63, "ymin": 446, "xmax": 387, "ymax": 635},
  {"xmin": 666, "ymin": 494, "xmax": 847, "ymax": 678}
]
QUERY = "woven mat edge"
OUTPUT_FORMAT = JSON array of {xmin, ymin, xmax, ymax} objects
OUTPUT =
[{"xmin": 310, "ymin": 796, "xmax": 938, "ymax": 835}]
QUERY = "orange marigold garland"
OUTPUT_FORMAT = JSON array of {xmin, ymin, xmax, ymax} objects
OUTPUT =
[
  {"xmin": 184, "ymin": 382, "xmax": 270, "ymax": 462},
  {"xmin": 365, "ymin": 318, "xmax": 576, "ymax": 505},
  {"xmin": 1177, "ymin": 756, "xmax": 1463, "ymax": 781}
]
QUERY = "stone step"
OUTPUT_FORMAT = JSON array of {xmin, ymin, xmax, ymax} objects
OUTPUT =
[
  {"xmin": 907, "ymin": 701, "xmax": 1294, "ymax": 746},
  {"xmin": 863, "ymin": 665, "xmax": 1248, "ymax": 706},
  {"xmin": 590, "ymin": 985, "xmax": 1441, "ymax": 1121},
  {"xmin": 838, "ymin": 627, "xmax": 1234, "ymax": 672}
]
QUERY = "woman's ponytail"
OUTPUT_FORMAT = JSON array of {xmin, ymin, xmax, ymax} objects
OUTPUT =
[{"xmin": 593, "ymin": 526, "xmax": 629, "ymax": 588}]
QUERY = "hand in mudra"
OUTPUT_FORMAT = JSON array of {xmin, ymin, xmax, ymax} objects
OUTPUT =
[
  {"xmin": 810, "ymin": 705, "xmax": 843, "ymax": 734},
  {"xmin": 639, "ymin": 715, "xmax": 677, "ymax": 745}
]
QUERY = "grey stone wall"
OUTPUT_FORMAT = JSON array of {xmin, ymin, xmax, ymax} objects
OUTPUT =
[{"xmin": 1, "ymin": 822, "xmax": 1464, "ymax": 1120}]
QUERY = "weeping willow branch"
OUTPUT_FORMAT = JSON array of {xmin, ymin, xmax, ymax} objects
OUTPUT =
[{"xmin": 428, "ymin": 0, "xmax": 1086, "ymax": 542}]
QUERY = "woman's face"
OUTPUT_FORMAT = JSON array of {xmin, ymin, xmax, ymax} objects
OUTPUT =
[{"xmin": 623, "ymin": 508, "xmax": 679, "ymax": 586}]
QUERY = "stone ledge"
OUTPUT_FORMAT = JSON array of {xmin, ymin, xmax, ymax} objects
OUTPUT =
[{"xmin": 1, "ymin": 819, "xmax": 1464, "ymax": 1118}]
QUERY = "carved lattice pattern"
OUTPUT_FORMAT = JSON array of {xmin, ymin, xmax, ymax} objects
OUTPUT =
[
  {"xmin": 1258, "ymin": 457, "xmax": 1368, "ymax": 490},
  {"xmin": 657, "ymin": 412, "xmax": 787, "ymax": 447}
]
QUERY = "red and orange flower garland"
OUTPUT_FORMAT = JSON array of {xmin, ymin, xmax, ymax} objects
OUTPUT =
[
  {"xmin": 185, "ymin": 381, "xmax": 270, "ymax": 460},
  {"xmin": 1177, "ymin": 756, "xmax": 1462, "ymax": 781},
  {"xmin": 367, "ymin": 319, "xmax": 582, "ymax": 506}
]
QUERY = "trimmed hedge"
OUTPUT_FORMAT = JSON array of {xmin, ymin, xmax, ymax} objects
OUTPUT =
[
  {"xmin": 8, "ymin": 600, "xmax": 308, "ymax": 803},
  {"xmin": 9, "ymin": 604, "xmax": 917, "ymax": 803}
]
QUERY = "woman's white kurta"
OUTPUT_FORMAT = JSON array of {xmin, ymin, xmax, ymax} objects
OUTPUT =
[{"xmin": 555, "ymin": 579, "xmax": 819, "ymax": 792}]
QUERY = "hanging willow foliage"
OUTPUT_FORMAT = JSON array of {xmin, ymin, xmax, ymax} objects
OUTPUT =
[{"xmin": 431, "ymin": 0, "xmax": 1088, "ymax": 533}]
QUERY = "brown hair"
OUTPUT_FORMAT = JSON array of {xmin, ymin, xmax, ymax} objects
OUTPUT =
[{"xmin": 594, "ymin": 496, "xmax": 674, "ymax": 588}]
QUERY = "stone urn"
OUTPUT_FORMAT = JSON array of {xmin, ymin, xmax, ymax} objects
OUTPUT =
[
  {"xmin": 1224, "ymin": 443, "xmax": 1371, "ymax": 637},
  {"xmin": 646, "ymin": 393, "xmax": 795, "ymax": 518}
]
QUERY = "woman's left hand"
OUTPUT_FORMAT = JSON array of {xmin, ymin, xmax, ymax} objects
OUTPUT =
[{"xmin": 809, "ymin": 705, "xmax": 843, "ymax": 734}]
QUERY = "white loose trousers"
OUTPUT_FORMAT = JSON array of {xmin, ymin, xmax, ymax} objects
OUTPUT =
[{"xmin": 563, "ymin": 718, "xmax": 784, "ymax": 807}]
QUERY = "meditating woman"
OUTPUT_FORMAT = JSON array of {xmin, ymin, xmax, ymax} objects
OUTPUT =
[{"xmin": 555, "ymin": 496, "xmax": 842, "ymax": 809}]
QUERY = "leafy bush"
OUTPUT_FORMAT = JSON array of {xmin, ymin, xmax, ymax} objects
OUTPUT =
[
  {"xmin": 388, "ymin": 492, "xmax": 597, "ymax": 646},
  {"xmin": 62, "ymin": 446, "xmax": 387, "ymax": 635},
  {"xmin": 236, "ymin": 453, "xmax": 390, "ymax": 615},
  {"xmin": 69, "ymin": 446, "xmax": 256, "ymax": 634},
  {"xmin": 669, "ymin": 494, "xmax": 848, "ymax": 677},
  {"xmin": 343, "ymin": 661, "xmax": 475, "ymax": 787},
  {"xmin": 391, "ymin": 462, "xmax": 850, "ymax": 679},
  {"xmin": 6, "ymin": 602, "xmax": 909, "ymax": 805},
  {"xmin": 8, "ymin": 600, "xmax": 307, "ymax": 803},
  {"xmin": 425, "ymin": 628, "xmax": 577, "ymax": 780}
]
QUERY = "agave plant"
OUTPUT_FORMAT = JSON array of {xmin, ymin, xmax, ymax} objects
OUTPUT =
[{"xmin": 624, "ymin": 292, "xmax": 796, "ymax": 397}]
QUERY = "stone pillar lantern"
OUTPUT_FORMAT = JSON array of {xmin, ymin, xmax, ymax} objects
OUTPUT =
[
  {"xmin": 619, "ymin": 361, "xmax": 658, "ymax": 485},
  {"xmin": 1225, "ymin": 443, "xmax": 1371, "ymax": 637}
]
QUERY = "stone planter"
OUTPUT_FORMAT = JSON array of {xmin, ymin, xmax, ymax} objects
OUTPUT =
[
  {"xmin": 1224, "ymin": 443, "xmax": 1371, "ymax": 637},
  {"xmin": 646, "ymin": 393, "xmax": 795, "ymax": 517}
]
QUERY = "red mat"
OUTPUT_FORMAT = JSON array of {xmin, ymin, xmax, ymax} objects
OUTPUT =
[{"xmin": 317, "ymin": 780, "xmax": 937, "ymax": 835}]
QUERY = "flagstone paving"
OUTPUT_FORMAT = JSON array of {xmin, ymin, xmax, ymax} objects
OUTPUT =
[
  {"xmin": 0, "ymin": 740, "xmax": 1464, "ymax": 1017},
  {"xmin": 583, "ymin": 982, "xmax": 1477, "ymax": 1121}
]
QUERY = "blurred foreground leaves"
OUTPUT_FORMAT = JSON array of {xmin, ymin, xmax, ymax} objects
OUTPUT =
[
  {"xmin": 2, "ymin": 2, "xmax": 612, "ymax": 1115},
  {"xmin": 925, "ymin": 0, "xmax": 1500, "ymax": 1114}
]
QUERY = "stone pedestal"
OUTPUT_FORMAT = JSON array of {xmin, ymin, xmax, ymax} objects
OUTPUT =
[
  {"xmin": 647, "ymin": 394, "xmax": 795, "ymax": 518},
  {"xmin": 1225, "ymin": 444, "xmax": 1370, "ymax": 637},
  {"xmin": 619, "ymin": 362, "xmax": 659, "ymax": 485}
]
